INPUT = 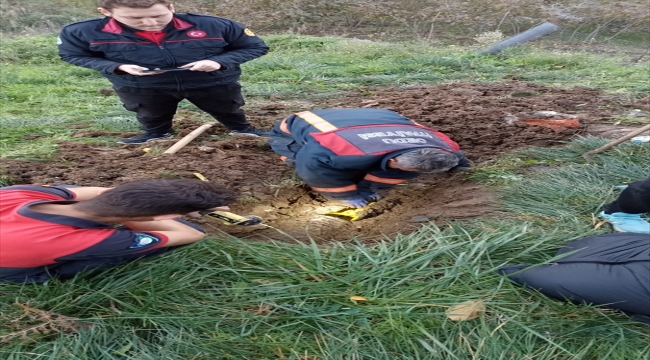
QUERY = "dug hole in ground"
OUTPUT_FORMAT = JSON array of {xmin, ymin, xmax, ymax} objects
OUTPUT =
[{"xmin": 4, "ymin": 81, "xmax": 648, "ymax": 243}]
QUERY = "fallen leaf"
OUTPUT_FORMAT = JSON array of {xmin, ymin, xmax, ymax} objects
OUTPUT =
[
  {"xmin": 349, "ymin": 296, "xmax": 368, "ymax": 302},
  {"xmin": 594, "ymin": 220, "xmax": 607, "ymax": 229},
  {"xmin": 292, "ymin": 260, "xmax": 323, "ymax": 282},
  {"xmin": 446, "ymin": 300, "xmax": 486, "ymax": 321},
  {"xmin": 142, "ymin": 148, "xmax": 150, "ymax": 152},
  {"xmin": 361, "ymin": 101, "xmax": 379, "ymax": 108},
  {"xmin": 274, "ymin": 348, "xmax": 287, "ymax": 359},
  {"xmin": 193, "ymin": 173, "xmax": 209, "ymax": 181}
]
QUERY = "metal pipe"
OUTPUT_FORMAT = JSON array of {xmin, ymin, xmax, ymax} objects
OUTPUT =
[{"xmin": 478, "ymin": 22, "xmax": 561, "ymax": 55}]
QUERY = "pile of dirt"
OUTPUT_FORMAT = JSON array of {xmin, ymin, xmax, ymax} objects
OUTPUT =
[
  {"xmin": 2, "ymin": 82, "xmax": 635, "ymax": 243},
  {"xmin": 339, "ymin": 82, "xmax": 621, "ymax": 162}
]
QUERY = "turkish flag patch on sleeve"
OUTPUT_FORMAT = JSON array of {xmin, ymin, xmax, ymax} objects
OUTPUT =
[{"xmin": 187, "ymin": 30, "xmax": 207, "ymax": 38}]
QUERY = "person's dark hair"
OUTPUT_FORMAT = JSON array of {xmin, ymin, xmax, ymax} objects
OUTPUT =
[
  {"xmin": 73, "ymin": 179, "xmax": 237, "ymax": 217},
  {"xmin": 393, "ymin": 148, "xmax": 459, "ymax": 172},
  {"xmin": 97, "ymin": 0, "xmax": 170, "ymax": 10}
]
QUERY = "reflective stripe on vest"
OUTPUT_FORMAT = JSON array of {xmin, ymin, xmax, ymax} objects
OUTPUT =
[
  {"xmin": 296, "ymin": 111, "xmax": 338, "ymax": 132},
  {"xmin": 279, "ymin": 118, "xmax": 291, "ymax": 134}
]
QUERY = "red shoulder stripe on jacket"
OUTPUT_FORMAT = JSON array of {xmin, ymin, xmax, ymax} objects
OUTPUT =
[
  {"xmin": 363, "ymin": 174, "xmax": 408, "ymax": 185},
  {"xmin": 430, "ymin": 129, "xmax": 460, "ymax": 151},
  {"xmin": 311, "ymin": 184, "xmax": 358, "ymax": 193}
]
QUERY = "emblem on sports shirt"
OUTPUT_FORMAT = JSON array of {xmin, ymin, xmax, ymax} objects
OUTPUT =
[
  {"xmin": 187, "ymin": 30, "xmax": 207, "ymax": 38},
  {"xmin": 244, "ymin": 28, "xmax": 255, "ymax": 36},
  {"xmin": 129, "ymin": 233, "xmax": 160, "ymax": 248}
]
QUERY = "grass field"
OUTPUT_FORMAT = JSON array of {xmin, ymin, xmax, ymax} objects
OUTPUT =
[{"xmin": 1, "ymin": 33, "xmax": 649, "ymax": 359}]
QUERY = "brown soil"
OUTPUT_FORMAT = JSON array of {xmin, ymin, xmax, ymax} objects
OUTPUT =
[{"xmin": 2, "ymin": 82, "xmax": 636, "ymax": 243}]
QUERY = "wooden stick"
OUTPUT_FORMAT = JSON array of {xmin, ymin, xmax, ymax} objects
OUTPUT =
[
  {"xmin": 582, "ymin": 123, "xmax": 650, "ymax": 161},
  {"xmin": 163, "ymin": 122, "xmax": 217, "ymax": 155}
]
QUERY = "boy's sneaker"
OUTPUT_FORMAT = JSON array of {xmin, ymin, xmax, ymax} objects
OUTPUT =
[
  {"xmin": 117, "ymin": 132, "xmax": 173, "ymax": 145},
  {"xmin": 229, "ymin": 127, "xmax": 270, "ymax": 137},
  {"xmin": 598, "ymin": 211, "xmax": 650, "ymax": 234}
]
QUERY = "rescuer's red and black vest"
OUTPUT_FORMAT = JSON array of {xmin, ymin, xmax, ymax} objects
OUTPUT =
[{"xmin": 268, "ymin": 108, "xmax": 467, "ymax": 198}]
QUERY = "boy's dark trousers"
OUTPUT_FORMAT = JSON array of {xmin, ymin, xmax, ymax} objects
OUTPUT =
[{"xmin": 115, "ymin": 83, "xmax": 251, "ymax": 134}]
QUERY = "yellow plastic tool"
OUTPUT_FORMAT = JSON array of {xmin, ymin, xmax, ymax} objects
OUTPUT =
[
  {"xmin": 324, "ymin": 203, "xmax": 375, "ymax": 221},
  {"xmin": 324, "ymin": 208, "xmax": 365, "ymax": 221}
]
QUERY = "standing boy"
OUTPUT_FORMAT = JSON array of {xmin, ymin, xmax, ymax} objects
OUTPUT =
[{"xmin": 58, "ymin": 0, "xmax": 269, "ymax": 144}]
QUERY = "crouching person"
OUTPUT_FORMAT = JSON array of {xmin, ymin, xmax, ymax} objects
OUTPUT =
[
  {"xmin": 0, "ymin": 179, "xmax": 236, "ymax": 283},
  {"xmin": 268, "ymin": 108, "xmax": 471, "ymax": 208}
]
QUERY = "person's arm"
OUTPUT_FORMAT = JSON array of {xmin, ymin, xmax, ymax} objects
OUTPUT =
[
  {"xmin": 53, "ymin": 219, "xmax": 208, "ymax": 264},
  {"xmin": 205, "ymin": 19, "xmax": 269, "ymax": 68},
  {"xmin": 122, "ymin": 218, "xmax": 206, "ymax": 246},
  {"xmin": 63, "ymin": 186, "xmax": 113, "ymax": 201},
  {"xmin": 58, "ymin": 26, "xmax": 124, "ymax": 74}
]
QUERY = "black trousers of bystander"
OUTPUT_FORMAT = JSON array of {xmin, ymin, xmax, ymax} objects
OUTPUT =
[{"xmin": 114, "ymin": 83, "xmax": 251, "ymax": 134}]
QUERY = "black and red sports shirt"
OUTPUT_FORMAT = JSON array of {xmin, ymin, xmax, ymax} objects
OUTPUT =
[{"xmin": 0, "ymin": 185, "xmax": 169, "ymax": 283}]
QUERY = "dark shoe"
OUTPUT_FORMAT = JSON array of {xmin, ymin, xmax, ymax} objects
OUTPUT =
[
  {"xmin": 117, "ymin": 132, "xmax": 173, "ymax": 144},
  {"xmin": 229, "ymin": 127, "xmax": 270, "ymax": 137}
]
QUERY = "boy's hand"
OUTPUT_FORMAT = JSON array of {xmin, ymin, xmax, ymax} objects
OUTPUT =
[
  {"xmin": 116, "ymin": 64, "xmax": 163, "ymax": 75},
  {"xmin": 180, "ymin": 60, "xmax": 222, "ymax": 72}
]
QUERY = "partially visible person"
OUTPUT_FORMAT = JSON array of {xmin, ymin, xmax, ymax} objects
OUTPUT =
[
  {"xmin": 500, "ymin": 176, "xmax": 650, "ymax": 324},
  {"xmin": 267, "ymin": 108, "xmax": 471, "ymax": 208},
  {"xmin": 0, "ymin": 179, "xmax": 236, "ymax": 283},
  {"xmin": 500, "ymin": 232, "xmax": 650, "ymax": 324},
  {"xmin": 599, "ymin": 177, "xmax": 650, "ymax": 234},
  {"xmin": 58, "ymin": 0, "xmax": 269, "ymax": 144}
]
